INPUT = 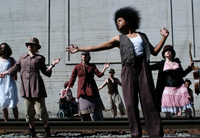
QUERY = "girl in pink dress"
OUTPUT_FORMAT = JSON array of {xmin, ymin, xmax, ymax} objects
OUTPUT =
[{"xmin": 151, "ymin": 45, "xmax": 193, "ymax": 119}]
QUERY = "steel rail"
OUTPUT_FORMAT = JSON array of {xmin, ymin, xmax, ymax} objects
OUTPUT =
[
  {"xmin": 0, "ymin": 120, "xmax": 200, "ymax": 134},
  {"xmin": 1, "ymin": 116, "xmax": 200, "ymax": 122}
]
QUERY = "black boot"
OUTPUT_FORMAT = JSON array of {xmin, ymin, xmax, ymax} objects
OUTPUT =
[
  {"xmin": 29, "ymin": 127, "xmax": 36, "ymax": 138},
  {"xmin": 44, "ymin": 125, "xmax": 51, "ymax": 137}
]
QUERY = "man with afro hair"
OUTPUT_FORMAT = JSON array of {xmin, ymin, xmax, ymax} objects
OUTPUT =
[{"xmin": 66, "ymin": 6, "xmax": 169, "ymax": 137}]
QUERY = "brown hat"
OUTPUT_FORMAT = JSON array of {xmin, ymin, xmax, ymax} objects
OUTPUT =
[
  {"xmin": 162, "ymin": 45, "xmax": 176, "ymax": 59},
  {"xmin": 25, "ymin": 38, "xmax": 41, "ymax": 49},
  {"xmin": 63, "ymin": 81, "xmax": 69, "ymax": 88},
  {"xmin": 81, "ymin": 51, "xmax": 90, "ymax": 55},
  {"xmin": 109, "ymin": 68, "xmax": 115, "ymax": 73}
]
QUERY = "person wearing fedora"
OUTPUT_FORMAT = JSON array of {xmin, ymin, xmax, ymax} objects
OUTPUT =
[
  {"xmin": 0, "ymin": 43, "xmax": 19, "ymax": 122},
  {"xmin": 66, "ymin": 6, "xmax": 169, "ymax": 137},
  {"xmin": 98, "ymin": 68, "xmax": 126, "ymax": 117},
  {"xmin": 0, "ymin": 37, "xmax": 61, "ymax": 137},
  {"xmin": 65, "ymin": 51, "xmax": 110, "ymax": 121},
  {"xmin": 150, "ymin": 45, "xmax": 193, "ymax": 119}
]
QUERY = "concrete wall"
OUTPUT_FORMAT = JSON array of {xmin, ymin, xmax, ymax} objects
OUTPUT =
[{"xmin": 0, "ymin": 0, "xmax": 200, "ymax": 114}]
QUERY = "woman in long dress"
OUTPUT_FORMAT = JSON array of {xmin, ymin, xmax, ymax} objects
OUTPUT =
[
  {"xmin": 0, "ymin": 43, "xmax": 19, "ymax": 122},
  {"xmin": 151, "ymin": 45, "xmax": 193, "ymax": 119}
]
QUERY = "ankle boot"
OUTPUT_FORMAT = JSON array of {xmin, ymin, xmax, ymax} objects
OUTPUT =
[
  {"xmin": 44, "ymin": 125, "xmax": 51, "ymax": 137},
  {"xmin": 29, "ymin": 127, "xmax": 36, "ymax": 137}
]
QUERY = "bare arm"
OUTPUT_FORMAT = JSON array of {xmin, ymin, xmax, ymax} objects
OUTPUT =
[
  {"xmin": 98, "ymin": 79, "xmax": 108, "ymax": 90},
  {"xmin": 60, "ymin": 95, "xmax": 66, "ymax": 99},
  {"xmin": 66, "ymin": 35, "xmax": 120, "ymax": 53},
  {"xmin": 149, "ymin": 28, "xmax": 169, "ymax": 56},
  {"xmin": 116, "ymin": 78, "xmax": 122, "ymax": 86}
]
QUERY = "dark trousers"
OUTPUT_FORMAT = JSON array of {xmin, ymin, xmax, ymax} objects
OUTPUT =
[{"xmin": 121, "ymin": 57, "xmax": 163, "ymax": 137}]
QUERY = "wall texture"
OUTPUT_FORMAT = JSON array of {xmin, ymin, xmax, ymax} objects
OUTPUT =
[{"xmin": 0, "ymin": 0, "xmax": 200, "ymax": 114}]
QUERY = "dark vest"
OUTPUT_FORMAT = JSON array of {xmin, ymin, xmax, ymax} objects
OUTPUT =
[
  {"xmin": 107, "ymin": 78, "xmax": 119, "ymax": 95},
  {"xmin": 120, "ymin": 32, "xmax": 148, "ymax": 66}
]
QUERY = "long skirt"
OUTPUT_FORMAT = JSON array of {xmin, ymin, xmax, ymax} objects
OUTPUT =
[
  {"xmin": 78, "ymin": 96, "xmax": 105, "ymax": 114},
  {"xmin": 161, "ymin": 84, "xmax": 192, "ymax": 113}
]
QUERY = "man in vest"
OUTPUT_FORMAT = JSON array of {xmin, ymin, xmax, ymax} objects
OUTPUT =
[{"xmin": 98, "ymin": 68, "xmax": 126, "ymax": 117}]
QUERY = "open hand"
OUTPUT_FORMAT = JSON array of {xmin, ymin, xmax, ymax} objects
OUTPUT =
[
  {"xmin": 66, "ymin": 44, "xmax": 79, "ymax": 54},
  {"xmin": 52, "ymin": 58, "xmax": 61, "ymax": 66},
  {"xmin": 104, "ymin": 63, "xmax": 110, "ymax": 69}
]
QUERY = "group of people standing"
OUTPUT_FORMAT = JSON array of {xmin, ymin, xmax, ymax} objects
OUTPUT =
[
  {"xmin": 0, "ymin": 6, "xmax": 196, "ymax": 138},
  {"xmin": 66, "ymin": 6, "xmax": 195, "ymax": 137}
]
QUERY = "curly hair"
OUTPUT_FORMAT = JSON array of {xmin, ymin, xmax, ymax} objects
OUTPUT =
[
  {"xmin": 185, "ymin": 79, "xmax": 192, "ymax": 86},
  {"xmin": 114, "ymin": 6, "xmax": 141, "ymax": 34},
  {"xmin": 0, "ymin": 43, "xmax": 12, "ymax": 57}
]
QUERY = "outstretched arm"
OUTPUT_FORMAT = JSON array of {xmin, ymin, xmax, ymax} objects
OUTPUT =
[
  {"xmin": 66, "ymin": 35, "xmax": 120, "ymax": 53},
  {"xmin": 149, "ymin": 28, "xmax": 169, "ymax": 56},
  {"xmin": 98, "ymin": 79, "xmax": 108, "ymax": 90}
]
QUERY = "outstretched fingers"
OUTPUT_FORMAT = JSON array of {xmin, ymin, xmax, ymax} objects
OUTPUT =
[{"xmin": 65, "ymin": 44, "xmax": 78, "ymax": 53}]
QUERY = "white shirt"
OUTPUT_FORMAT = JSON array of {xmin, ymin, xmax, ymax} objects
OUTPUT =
[{"xmin": 129, "ymin": 34, "xmax": 143, "ymax": 57}]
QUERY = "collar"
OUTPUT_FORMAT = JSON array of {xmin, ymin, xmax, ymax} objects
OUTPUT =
[
  {"xmin": 22, "ymin": 53, "xmax": 30, "ymax": 59},
  {"xmin": 22, "ymin": 53, "xmax": 42, "ymax": 59},
  {"xmin": 80, "ymin": 62, "xmax": 90, "ymax": 67}
]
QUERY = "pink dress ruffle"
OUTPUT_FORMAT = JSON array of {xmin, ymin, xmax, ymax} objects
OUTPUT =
[{"xmin": 161, "ymin": 62, "xmax": 192, "ymax": 113}]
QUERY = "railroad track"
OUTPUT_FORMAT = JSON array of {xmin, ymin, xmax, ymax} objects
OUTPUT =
[
  {"xmin": 1, "ymin": 116, "xmax": 200, "ymax": 121},
  {"xmin": 0, "ymin": 117, "xmax": 200, "ymax": 135}
]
